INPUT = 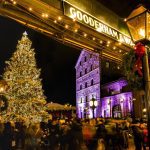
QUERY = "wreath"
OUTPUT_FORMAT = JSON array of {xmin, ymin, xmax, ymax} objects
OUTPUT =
[{"xmin": 0, "ymin": 95, "xmax": 8, "ymax": 111}]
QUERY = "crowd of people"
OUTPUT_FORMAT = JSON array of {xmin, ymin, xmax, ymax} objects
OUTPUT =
[{"xmin": 0, "ymin": 117, "xmax": 148, "ymax": 150}]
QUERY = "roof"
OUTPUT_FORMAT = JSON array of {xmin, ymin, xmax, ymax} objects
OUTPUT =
[
  {"xmin": 75, "ymin": 49, "xmax": 99, "ymax": 69},
  {"xmin": 46, "ymin": 102, "xmax": 76, "ymax": 110},
  {"xmin": 65, "ymin": 0, "xmax": 130, "ymax": 36},
  {"xmin": 101, "ymin": 77, "xmax": 127, "ymax": 88},
  {"xmin": 127, "ymin": 5, "xmax": 148, "ymax": 20}
]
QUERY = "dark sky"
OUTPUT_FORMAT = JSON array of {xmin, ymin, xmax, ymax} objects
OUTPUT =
[
  {"xmin": 0, "ymin": 0, "xmax": 149, "ymax": 105},
  {"xmin": 0, "ymin": 16, "xmax": 80, "ymax": 105}
]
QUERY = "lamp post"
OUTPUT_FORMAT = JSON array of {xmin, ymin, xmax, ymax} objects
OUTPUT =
[
  {"xmin": 126, "ymin": 5, "xmax": 150, "ymax": 147},
  {"xmin": 89, "ymin": 98, "xmax": 97, "ymax": 118},
  {"xmin": 108, "ymin": 99, "xmax": 111, "ymax": 117}
]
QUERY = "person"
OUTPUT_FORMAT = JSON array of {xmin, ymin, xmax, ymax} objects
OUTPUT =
[
  {"xmin": 95, "ymin": 121, "xmax": 106, "ymax": 150},
  {"xmin": 0, "ymin": 123, "xmax": 4, "ymax": 150},
  {"xmin": 1, "ymin": 122, "xmax": 13, "ymax": 150},
  {"xmin": 48, "ymin": 119, "xmax": 60, "ymax": 150},
  {"xmin": 59, "ymin": 122, "xmax": 70, "ymax": 150},
  {"xmin": 132, "ymin": 125, "xmax": 143, "ymax": 150},
  {"xmin": 67, "ymin": 119, "xmax": 84, "ymax": 150},
  {"xmin": 142, "ymin": 124, "xmax": 148, "ymax": 150},
  {"xmin": 14, "ymin": 122, "xmax": 26, "ymax": 149}
]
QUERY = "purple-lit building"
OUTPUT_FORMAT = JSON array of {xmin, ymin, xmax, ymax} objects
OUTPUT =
[
  {"xmin": 75, "ymin": 50, "xmax": 133, "ymax": 118},
  {"xmin": 75, "ymin": 50, "xmax": 101, "ymax": 118},
  {"xmin": 101, "ymin": 79, "xmax": 132, "ymax": 118}
]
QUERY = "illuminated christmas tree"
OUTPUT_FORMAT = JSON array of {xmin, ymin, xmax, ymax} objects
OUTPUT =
[{"xmin": 1, "ymin": 32, "xmax": 48, "ymax": 123}]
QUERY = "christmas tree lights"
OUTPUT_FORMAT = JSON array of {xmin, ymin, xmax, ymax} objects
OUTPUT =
[{"xmin": 1, "ymin": 32, "xmax": 48, "ymax": 123}]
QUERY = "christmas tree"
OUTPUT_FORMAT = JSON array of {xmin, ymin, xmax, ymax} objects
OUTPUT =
[{"xmin": 1, "ymin": 32, "xmax": 48, "ymax": 123}]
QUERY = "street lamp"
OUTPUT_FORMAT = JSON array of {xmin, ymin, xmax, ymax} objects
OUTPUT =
[
  {"xmin": 89, "ymin": 98, "xmax": 97, "ymax": 118},
  {"xmin": 126, "ymin": 5, "xmax": 150, "ymax": 147}
]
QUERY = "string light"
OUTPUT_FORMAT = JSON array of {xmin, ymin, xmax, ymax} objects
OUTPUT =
[
  {"xmin": 117, "ymin": 66, "xmax": 120, "ymax": 69},
  {"xmin": 65, "ymin": 24, "xmax": 69, "ymax": 29},
  {"xmin": 42, "ymin": 13, "xmax": 45, "ymax": 18},
  {"xmin": 29, "ymin": 7, "xmax": 32, "ymax": 11},
  {"xmin": 73, "ymin": 18, "xmax": 76, "ymax": 22},
  {"xmin": 58, "ymin": 16, "xmax": 62, "ymax": 21},
  {"xmin": 54, "ymin": 20, "xmax": 57, "ymax": 23},
  {"xmin": 119, "ymin": 50, "xmax": 122, "ymax": 53},
  {"xmin": 42, "ymin": 13, "xmax": 48, "ymax": 18},
  {"xmin": 83, "ymin": 33, "xmax": 87, "ymax": 37},
  {"xmin": 113, "ymin": 46, "xmax": 116, "ymax": 50},
  {"xmin": 13, "ymin": 1, "xmax": 16, "ymax": 5},
  {"xmin": 124, "ymin": 18, "xmax": 127, "ymax": 22},
  {"xmin": 107, "ymin": 41, "xmax": 110, "ymax": 44},
  {"xmin": 118, "ymin": 42, "xmax": 122, "ymax": 45},
  {"xmin": 74, "ymin": 29, "xmax": 78, "ymax": 32},
  {"xmin": 100, "ymin": 40, "xmax": 103, "ymax": 44},
  {"xmin": 45, "ymin": 14, "xmax": 48, "ymax": 18},
  {"xmin": 92, "ymin": 37, "xmax": 95, "ymax": 41}
]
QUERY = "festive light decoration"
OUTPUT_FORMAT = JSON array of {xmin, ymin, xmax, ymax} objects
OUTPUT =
[
  {"xmin": 134, "ymin": 42, "xmax": 145, "ymax": 58},
  {"xmin": 133, "ymin": 42, "xmax": 145, "ymax": 77},
  {"xmin": 123, "ymin": 50, "xmax": 143, "ymax": 89},
  {"xmin": 1, "ymin": 32, "xmax": 48, "ymax": 123}
]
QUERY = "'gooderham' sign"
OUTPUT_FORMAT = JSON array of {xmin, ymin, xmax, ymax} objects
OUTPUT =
[{"xmin": 63, "ymin": 1, "xmax": 133, "ymax": 46}]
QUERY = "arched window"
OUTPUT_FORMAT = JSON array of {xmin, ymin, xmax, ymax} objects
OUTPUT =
[
  {"xmin": 80, "ymin": 85, "xmax": 82, "ymax": 90},
  {"xmin": 85, "ymin": 57, "xmax": 87, "ymax": 62},
  {"xmin": 85, "ymin": 82, "xmax": 87, "ymax": 88},
  {"xmin": 80, "ymin": 61, "xmax": 82, "ymax": 66},
  {"xmin": 91, "ymin": 79, "xmax": 94, "ymax": 86},
  {"xmin": 85, "ymin": 68, "xmax": 87, "ymax": 74},
  {"xmin": 80, "ymin": 71, "xmax": 82, "ymax": 77}
]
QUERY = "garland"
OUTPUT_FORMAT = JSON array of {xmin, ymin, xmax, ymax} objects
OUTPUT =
[
  {"xmin": 123, "ymin": 50, "xmax": 143, "ymax": 90},
  {"xmin": 0, "ymin": 95, "xmax": 8, "ymax": 111}
]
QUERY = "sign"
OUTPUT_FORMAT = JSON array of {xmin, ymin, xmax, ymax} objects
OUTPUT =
[{"xmin": 63, "ymin": 1, "xmax": 133, "ymax": 46}]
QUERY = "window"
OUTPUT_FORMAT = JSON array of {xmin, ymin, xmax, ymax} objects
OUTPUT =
[
  {"xmin": 80, "ymin": 98, "xmax": 82, "ymax": 103},
  {"xmin": 80, "ymin": 71, "xmax": 82, "ymax": 77},
  {"xmin": 85, "ymin": 68, "xmax": 87, "ymax": 74},
  {"xmin": 106, "ymin": 62, "xmax": 110, "ymax": 68},
  {"xmin": 85, "ymin": 57, "xmax": 87, "ymax": 62},
  {"xmin": 80, "ymin": 61, "xmax": 82, "ymax": 66},
  {"xmin": 80, "ymin": 85, "xmax": 82, "ymax": 90},
  {"xmin": 85, "ymin": 96, "xmax": 88, "ymax": 102},
  {"xmin": 85, "ymin": 82, "xmax": 87, "ymax": 88},
  {"xmin": 91, "ymin": 79, "xmax": 94, "ymax": 85},
  {"xmin": 90, "ymin": 65, "xmax": 93, "ymax": 71}
]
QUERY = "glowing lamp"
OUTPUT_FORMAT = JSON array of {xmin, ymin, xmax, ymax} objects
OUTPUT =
[
  {"xmin": 126, "ymin": 5, "xmax": 150, "ymax": 42},
  {"xmin": 90, "ymin": 98, "xmax": 97, "ymax": 118}
]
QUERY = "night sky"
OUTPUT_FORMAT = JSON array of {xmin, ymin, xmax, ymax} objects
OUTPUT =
[
  {"xmin": 0, "ymin": 16, "xmax": 80, "ymax": 105},
  {"xmin": 0, "ymin": 0, "xmax": 149, "ymax": 105}
]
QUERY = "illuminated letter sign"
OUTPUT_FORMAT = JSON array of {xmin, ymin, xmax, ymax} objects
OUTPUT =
[{"xmin": 63, "ymin": 1, "xmax": 133, "ymax": 46}]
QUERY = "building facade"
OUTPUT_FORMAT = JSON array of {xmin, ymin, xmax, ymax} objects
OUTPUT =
[
  {"xmin": 101, "ymin": 79, "xmax": 132, "ymax": 118},
  {"xmin": 75, "ymin": 50, "xmax": 133, "ymax": 119},
  {"xmin": 75, "ymin": 50, "xmax": 101, "ymax": 118}
]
